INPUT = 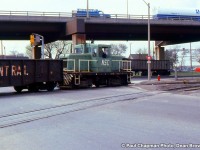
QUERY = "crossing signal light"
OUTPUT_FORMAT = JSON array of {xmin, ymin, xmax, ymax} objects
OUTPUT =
[{"xmin": 30, "ymin": 34, "xmax": 35, "ymax": 45}]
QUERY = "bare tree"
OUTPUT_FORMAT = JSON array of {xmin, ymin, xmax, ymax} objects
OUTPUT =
[
  {"xmin": 44, "ymin": 43, "xmax": 54, "ymax": 58},
  {"xmin": 165, "ymin": 50, "xmax": 173, "ymax": 60},
  {"xmin": 136, "ymin": 48, "xmax": 147, "ymax": 54},
  {"xmin": 9, "ymin": 50, "xmax": 18, "ymax": 56},
  {"xmin": 192, "ymin": 48, "xmax": 200, "ymax": 64},
  {"xmin": 25, "ymin": 45, "xmax": 32, "ymax": 58},
  {"xmin": 180, "ymin": 49, "xmax": 187, "ymax": 71},
  {"xmin": 26, "ymin": 41, "xmax": 72, "ymax": 59},
  {"xmin": 110, "ymin": 44, "xmax": 127, "ymax": 55},
  {"xmin": 165, "ymin": 50, "xmax": 174, "ymax": 69},
  {"xmin": 54, "ymin": 41, "xmax": 71, "ymax": 59},
  {"xmin": 165, "ymin": 46, "xmax": 180, "ymax": 70}
]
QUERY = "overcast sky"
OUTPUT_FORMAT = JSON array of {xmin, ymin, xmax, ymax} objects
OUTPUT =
[
  {"xmin": 1, "ymin": 0, "xmax": 199, "ymax": 14},
  {"xmin": 1, "ymin": 0, "xmax": 200, "ymax": 57}
]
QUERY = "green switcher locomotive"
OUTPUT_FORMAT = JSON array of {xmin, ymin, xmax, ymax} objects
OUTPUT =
[{"xmin": 60, "ymin": 44, "xmax": 132, "ymax": 88}]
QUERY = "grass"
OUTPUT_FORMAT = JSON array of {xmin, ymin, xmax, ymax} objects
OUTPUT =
[{"xmin": 170, "ymin": 71, "xmax": 200, "ymax": 77}]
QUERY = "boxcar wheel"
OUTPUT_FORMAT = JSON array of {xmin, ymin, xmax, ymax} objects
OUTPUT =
[
  {"xmin": 47, "ymin": 82, "xmax": 56, "ymax": 91},
  {"xmin": 94, "ymin": 82, "xmax": 100, "ymax": 88},
  {"xmin": 14, "ymin": 86, "xmax": 23, "ymax": 93},
  {"xmin": 28, "ymin": 85, "xmax": 39, "ymax": 92}
]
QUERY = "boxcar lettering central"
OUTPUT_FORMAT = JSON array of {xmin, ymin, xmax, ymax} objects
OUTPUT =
[
  {"xmin": 0, "ymin": 66, "xmax": 9, "ymax": 76},
  {"xmin": 0, "ymin": 65, "xmax": 28, "ymax": 77}
]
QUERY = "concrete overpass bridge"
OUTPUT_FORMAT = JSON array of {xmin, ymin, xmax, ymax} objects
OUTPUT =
[{"xmin": 1, "ymin": 10, "xmax": 200, "ymax": 58}]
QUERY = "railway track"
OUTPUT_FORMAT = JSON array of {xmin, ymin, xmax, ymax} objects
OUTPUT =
[
  {"xmin": 0, "ymin": 92, "xmax": 154, "ymax": 129},
  {"xmin": 163, "ymin": 84, "xmax": 200, "ymax": 92},
  {"xmin": 136, "ymin": 80, "xmax": 200, "ymax": 94},
  {"xmin": 165, "ymin": 85, "xmax": 200, "ymax": 91}
]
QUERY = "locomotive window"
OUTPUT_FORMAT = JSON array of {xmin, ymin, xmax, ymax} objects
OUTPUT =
[
  {"xmin": 99, "ymin": 48, "xmax": 103, "ymax": 57},
  {"xmin": 91, "ymin": 48, "xmax": 97, "ymax": 57},
  {"xmin": 75, "ymin": 48, "xmax": 83, "ymax": 54},
  {"xmin": 99, "ymin": 47, "xmax": 110, "ymax": 58},
  {"xmin": 85, "ymin": 47, "xmax": 90, "ymax": 53},
  {"xmin": 104, "ymin": 48, "xmax": 109, "ymax": 56}
]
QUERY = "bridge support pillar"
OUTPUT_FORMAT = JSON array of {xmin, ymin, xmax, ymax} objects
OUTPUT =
[
  {"xmin": 155, "ymin": 46, "xmax": 165, "ymax": 60},
  {"xmin": 72, "ymin": 34, "xmax": 86, "ymax": 52},
  {"xmin": 72, "ymin": 34, "xmax": 86, "ymax": 45},
  {"xmin": 32, "ymin": 45, "xmax": 41, "ymax": 59}
]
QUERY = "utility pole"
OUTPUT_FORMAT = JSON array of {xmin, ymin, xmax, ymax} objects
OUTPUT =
[
  {"xmin": 87, "ymin": 0, "xmax": 89, "ymax": 18},
  {"xmin": 142, "ymin": 0, "xmax": 151, "ymax": 81},
  {"xmin": 190, "ymin": 43, "xmax": 193, "ymax": 70},
  {"xmin": 127, "ymin": 0, "xmax": 129, "ymax": 18},
  {"xmin": 130, "ymin": 42, "xmax": 132, "ymax": 56},
  {"xmin": 147, "ymin": 2, "xmax": 151, "ymax": 81}
]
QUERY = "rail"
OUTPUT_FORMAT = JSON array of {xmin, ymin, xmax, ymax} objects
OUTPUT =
[
  {"xmin": 112, "ymin": 60, "xmax": 132, "ymax": 72},
  {"xmin": 0, "ymin": 92, "xmax": 153, "ymax": 128},
  {"xmin": 0, "ymin": 10, "xmax": 200, "ymax": 22},
  {"xmin": 63, "ymin": 59, "xmax": 75, "ymax": 72}
]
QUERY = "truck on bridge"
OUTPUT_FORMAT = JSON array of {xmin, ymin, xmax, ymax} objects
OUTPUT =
[
  {"xmin": 153, "ymin": 8, "xmax": 200, "ymax": 21},
  {"xmin": 72, "ymin": 9, "xmax": 111, "ymax": 18}
]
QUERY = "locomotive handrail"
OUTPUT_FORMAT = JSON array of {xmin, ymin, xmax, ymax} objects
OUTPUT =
[
  {"xmin": 63, "ymin": 59, "xmax": 75, "ymax": 72},
  {"xmin": 79, "ymin": 59, "xmax": 97, "ymax": 72},
  {"xmin": 112, "ymin": 60, "xmax": 132, "ymax": 72},
  {"xmin": 122, "ymin": 60, "xmax": 132, "ymax": 72}
]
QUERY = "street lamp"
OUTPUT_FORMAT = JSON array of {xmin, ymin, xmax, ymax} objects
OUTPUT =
[
  {"xmin": 189, "ymin": 43, "xmax": 193, "ymax": 70},
  {"xmin": 130, "ymin": 42, "xmax": 133, "ymax": 56},
  {"xmin": 87, "ymin": 0, "xmax": 89, "ymax": 18},
  {"xmin": 172, "ymin": 51, "xmax": 178, "ymax": 81},
  {"xmin": 127, "ymin": 0, "xmax": 129, "ymax": 18},
  {"xmin": 141, "ymin": 0, "xmax": 151, "ymax": 81}
]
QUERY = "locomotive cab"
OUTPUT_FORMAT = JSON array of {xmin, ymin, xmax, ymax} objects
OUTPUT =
[
  {"xmin": 61, "ymin": 43, "xmax": 132, "ymax": 88},
  {"xmin": 93, "ymin": 45, "xmax": 112, "ymax": 72},
  {"xmin": 64, "ymin": 44, "xmax": 112, "ymax": 73}
]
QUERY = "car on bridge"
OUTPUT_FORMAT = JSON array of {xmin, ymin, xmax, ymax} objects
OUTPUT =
[{"xmin": 72, "ymin": 9, "xmax": 111, "ymax": 18}]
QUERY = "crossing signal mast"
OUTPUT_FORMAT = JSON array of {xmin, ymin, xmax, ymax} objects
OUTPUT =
[{"xmin": 30, "ymin": 33, "xmax": 44, "ymax": 59}]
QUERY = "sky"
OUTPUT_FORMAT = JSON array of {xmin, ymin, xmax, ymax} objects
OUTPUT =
[
  {"xmin": 1, "ymin": 0, "xmax": 200, "ymax": 63},
  {"xmin": 0, "ymin": 0, "xmax": 199, "ymax": 14}
]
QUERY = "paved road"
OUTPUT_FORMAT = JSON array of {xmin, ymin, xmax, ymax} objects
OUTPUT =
[{"xmin": 0, "ymin": 86, "xmax": 200, "ymax": 150}]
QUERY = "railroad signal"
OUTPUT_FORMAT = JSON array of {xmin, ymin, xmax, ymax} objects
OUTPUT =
[
  {"xmin": 35, "ymin": 35, "xmax": 41, "ymax": 43},
  {"xmin": 146, "ymin": 56, "xmax": 152, "ymax": 61},
  {"xmin": 30, "ymin": 33, "xmax": 45, "ymax": 59},
  {"xmin": 30, "ymin": 34, "xmax": 35, "ymax": 45}
]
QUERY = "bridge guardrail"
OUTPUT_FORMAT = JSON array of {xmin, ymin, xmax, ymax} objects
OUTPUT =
[
  {"xmin": 0, "ymin": 10, "xmax": 151, "ymax": 19},
  {"xmin": 110, "ymin": 14, "xmax": 150, "ymax": 19},
  {"xmin": 0, "ymin": 10, "xmax": 199, "ymax": 21},
  {"xmin": 0, "ymin": 10, "xmax": 73, "ymax": 17}
]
